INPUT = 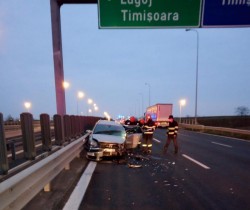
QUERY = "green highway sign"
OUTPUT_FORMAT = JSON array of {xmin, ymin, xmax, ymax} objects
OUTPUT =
[{"xmin": 98, "ymin": 0, "xmax": 202, "ymax": 28}]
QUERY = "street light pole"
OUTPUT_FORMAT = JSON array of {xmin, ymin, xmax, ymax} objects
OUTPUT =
[
  {"xmin": 77, "ymin": 91, "xmax": 84, "ymax": 115},
  {"xmin": 179, "ymin": 99, "xmax": 186, "ymax": 124},
  {"xmin": 186, "ymin": 29, "xmax": 199, "ymax": 124},
  {"xmin": 145, "ymin": 82, "xmax": 151, "ymax": 107}
]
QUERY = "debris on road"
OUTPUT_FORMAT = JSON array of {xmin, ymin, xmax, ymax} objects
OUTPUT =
[{"xmin": 128, "ymin": 163, "xmax": 142, "ymax": 168}]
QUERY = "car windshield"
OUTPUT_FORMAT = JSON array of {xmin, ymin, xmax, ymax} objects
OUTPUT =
[
  {"xmin": 93, "ymin": 124, "xmax": 126, "ymax": 137},
  {"xmin": 124, "ymin": 125, "xmax": 142, "ymax": 134}
]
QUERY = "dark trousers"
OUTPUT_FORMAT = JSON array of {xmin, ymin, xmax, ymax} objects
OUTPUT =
[
  {"xmin": 142, "ymin": 133, "xmax": 153, "ymax": 152},
  {"xmin": 164, "ymin": 135, "xmax": 178, "ymax": 153}
]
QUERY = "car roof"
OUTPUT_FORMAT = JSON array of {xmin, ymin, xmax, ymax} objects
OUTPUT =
[{"xmin": 96, "ymin": 120, "xmax": 122, "ymax": 127}]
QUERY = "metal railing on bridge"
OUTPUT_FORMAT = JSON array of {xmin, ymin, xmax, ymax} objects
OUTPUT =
[{"xmin": 0, "ymin": 112, "xmax": 101, "ymax": 175}]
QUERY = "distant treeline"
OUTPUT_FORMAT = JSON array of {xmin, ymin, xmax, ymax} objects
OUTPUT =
[{"xmin": 181, "ymin": 116, "xmax": 250, "ymax": 130}]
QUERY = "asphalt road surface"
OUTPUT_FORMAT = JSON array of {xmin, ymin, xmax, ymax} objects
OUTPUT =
[{"xmin": 78, "ymin": 129, "xmax": 250, "ymax": 210}]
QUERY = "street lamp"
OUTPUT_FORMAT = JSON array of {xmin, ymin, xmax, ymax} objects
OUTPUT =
[
  {"xmin": 186, "ymin": 29, "xmax": 199, "ymax": 124},
  {"xmin": 93, "ymin": 104, "xmax": 98, "ymax": 116},
  {"xmin": 88, "ymin": 98, "xmax": 93, "ymax": 105},
  {"xmin": 93, "ymin": 104, "xmax": 98, "ymax": 111},
  {"xmin": 63, "ymin": 81, "xmax": 70, "ymax": 89},
  {"xmin": 78, "ymin": 91, "xmax": 84, "ymax": 99},
  {"xmin": 77, "ymin": 91, "xmax": 84, "ymax": 115},
  {"xmin": 24, "ymin": 102, "xmax": 32, "ymax": 112},
  {"xmin": 179, "ymin": 99, "xmax": 186, "ymax": 123},
  {"xmin": 86, "ymin": 99, "xmax": 93, "ymax": 115},
  {"xmin": 145, "ymin": 82, "xmax": 151, "ymax": 107},
  {"xmin": 104, "ymin": 111, "xmax": 111, "ymax": 121}
]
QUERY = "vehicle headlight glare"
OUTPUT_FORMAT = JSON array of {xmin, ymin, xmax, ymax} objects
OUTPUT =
[{"xmin": 90, "ymin": 139, "xmax": 99, "ymax": 148}]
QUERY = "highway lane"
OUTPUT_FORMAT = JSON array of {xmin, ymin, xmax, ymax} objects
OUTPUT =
[
  {"xmin": 75, "ymin": 129, "xmax": 250, "ymax": 210},
  {"xmin": 155, "ymin": 129, "xmax": 250, "ymax": 209}
]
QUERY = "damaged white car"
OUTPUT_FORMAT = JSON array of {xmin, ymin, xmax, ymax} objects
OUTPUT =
[
  {"xmin": 85, "ymin": 120, "xmax": 126, "ymax": 161},
  {"xmin": 85, "ymin": 120, "xmax": 142, "ymax": 161}
]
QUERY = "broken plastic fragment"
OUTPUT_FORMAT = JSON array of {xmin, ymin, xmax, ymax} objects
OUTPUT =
[{"xmin": 128, "ymin": 164, "xmax": 142, "ymax": 168}]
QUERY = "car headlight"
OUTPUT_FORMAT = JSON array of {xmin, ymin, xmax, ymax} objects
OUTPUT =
[{"xmin": 89, "ymin": 138, "xmax": 99, "ymax": 148}]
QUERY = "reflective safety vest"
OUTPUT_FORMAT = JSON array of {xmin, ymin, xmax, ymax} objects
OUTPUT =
[
  {"xmin": 142, "ymin": 119, "xmax": 155, "ymax": 134},
  {"xmin": 167, "ymin": 121, "xmax": 178, "ymax": 136},
  {"xmin": 143, "ymin": 125, "xmax": 155, "ymax": 134},
  {"xmin": 142, "ymin": 143, "xmax": 152, "ymax": 148}
]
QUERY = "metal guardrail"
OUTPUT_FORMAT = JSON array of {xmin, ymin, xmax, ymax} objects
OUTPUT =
[
  {"xmin": 1, "ymin": 113, "xmax": 100, "ymax": 175},
  {"xmin": 0, "ymin": 112, "xmax": 102, "ymax": 210},
  {"xmin": 0, "ymin": 134, "xmax": 89, "ymax": 210},
  {"xmin": 180, "ymin": 123, "xmax": 250, "ymax": 138},
  {"xmin": 4, "ymin": 125, "xmax": 20, "ymax": 131},
  {"xmin": 6, "ymin": 131, "xmax": 54, "ymax": 161}
]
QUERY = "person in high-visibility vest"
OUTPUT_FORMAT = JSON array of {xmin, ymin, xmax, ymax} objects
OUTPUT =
[
  {"xmin": 163, "ymin": 115, "xmax": 179, "ymax": 154},
  {"xmin": 142, "ymin": 115, "xmax": 155, "ymax": 154}
]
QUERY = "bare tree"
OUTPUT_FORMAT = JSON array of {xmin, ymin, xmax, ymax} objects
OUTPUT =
[
  {"xmin": 5, "ymin": 115, "xmax": 14, "ymax": 122},
  {"xmin": 235, "ymin": 106, "xmax": 250, "ymax": 116}
]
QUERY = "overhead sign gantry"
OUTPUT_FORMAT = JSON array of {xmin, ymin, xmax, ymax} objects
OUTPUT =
[
  {"xmin": 98, "ymin": 0, "xmax": 250, "ymax": 28},
  {"xmin": 50, "ymin": 0, "xmax": 250, "ymax": 115},
  {"xmin": 202, "ymin": 0, "xmax": 250, "ymax": 27},
  {"xmin": 98, "ymin": 0, "xmax": 202, "ymax": 28}
]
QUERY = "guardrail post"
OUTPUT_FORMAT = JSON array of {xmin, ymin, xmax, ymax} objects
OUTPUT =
[
  {"xmin": 40, "ymin": 113, "xmax": 52, "ymax": 151},
  {"xmin": 70, "ymin": 115, "xmax": 76, "ymax": 138},
  {"xmin": 63, "ymin": 115, "xmax": 71, "ymax": 142},
  {"xmin": 0, "ymin": 113, "xmax": 9, "ymax": 175},
  {"xmin": 10, "ymin": 141, "xmax": 16, "ymax": 160},
  {"xmin": 76, "ymin": 116, "xmax": 81, "ymax": 136},
  {"xmin": 54, "ymin": 114, "xmax": 65, "ymax": 145},
  {"xmin": 20, "ymin": 112, "xmax": 36, "ymax": 160},
  {"xmin": 80, "ymin": 116, "xmax": 84, "ymax": 134}
]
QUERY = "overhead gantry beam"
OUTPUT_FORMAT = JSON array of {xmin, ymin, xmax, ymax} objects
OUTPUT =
[
  {"xmin": 58, "ymin": 0, "xmax": 97, "ymax": 6},
  {"xmin": 50, "ymin": 0, "xmax": 98, "ymax": 115}
]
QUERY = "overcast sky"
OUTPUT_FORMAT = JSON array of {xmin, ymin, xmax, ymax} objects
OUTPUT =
[{"xmin": 0, "ymin": 1, "xmax": 250, "ymax": 120}]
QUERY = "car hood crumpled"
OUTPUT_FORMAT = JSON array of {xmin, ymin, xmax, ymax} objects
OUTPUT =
[{"xmin": 92, "ymin": 134, "xmax": 125, "ymax": 144}]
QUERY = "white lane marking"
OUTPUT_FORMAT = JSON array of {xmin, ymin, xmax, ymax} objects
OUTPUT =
[
  {"xmin": 182, "ymin": 154, "xmax": 210, "ymax": 170},
  {"xmin": 211, "ymin": 141, "xmax": 232, "ymax": 148},
  {"xmin": 196, "ymin": 132, "xmax": 250, "ymax": 143},
  {"xmin": 153, "ymin": 138, "xmax": 161, "ymax": 143},
  {"xmin": 63, "ymin": 161, "xmax": 97, "ymax": 210}
]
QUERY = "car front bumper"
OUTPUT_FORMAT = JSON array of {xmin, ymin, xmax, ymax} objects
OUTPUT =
[
  {"xmin": 86, "ymin": 150, "xmax": 104, "ymax": 161},
  {"xmin": 86, "ymin": 147, "xmax": 124, "ymax": 161}
]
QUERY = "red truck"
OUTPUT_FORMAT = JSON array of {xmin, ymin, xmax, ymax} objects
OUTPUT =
[{"xmin": 145, "ymin": 103, "xmax": 173, "ymax": 128}]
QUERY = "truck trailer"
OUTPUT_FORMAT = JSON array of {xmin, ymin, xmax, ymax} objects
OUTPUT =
[{"xmin": 145, "ymin": 103, "xmax": 173, "ymax": 127}]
